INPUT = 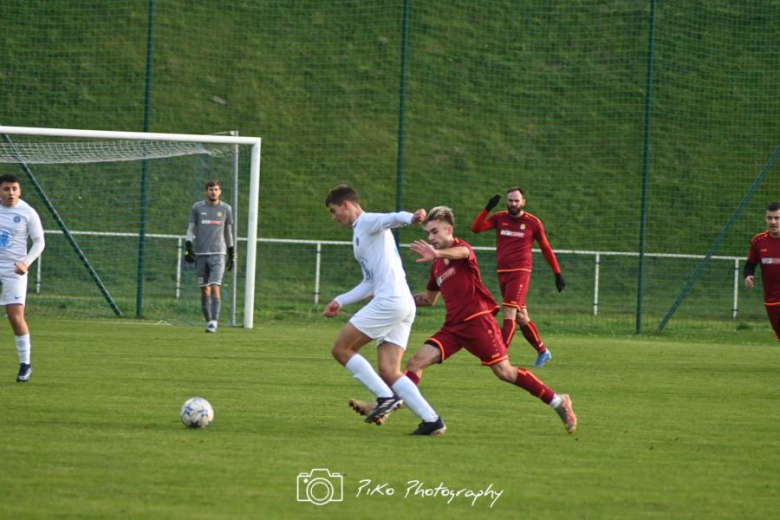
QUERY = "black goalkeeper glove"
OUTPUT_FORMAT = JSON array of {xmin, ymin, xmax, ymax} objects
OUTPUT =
[
  {"xmin": 485, "ymin": 194, "xmax": 501, "ymax": 211},
  {"xmin": 555, "ymin": 273, "xmax": 566, "ymax": 292},
  {"xmin": 184, "ymin": 241, "xmax": 195, "ymax": 263},
  {"xmin": 226, "ymin": 247, "xmax": 235, "ymax": 272}
]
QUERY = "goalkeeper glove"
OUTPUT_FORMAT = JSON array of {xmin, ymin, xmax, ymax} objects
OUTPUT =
[
  {"xmin": 555, "ymin": 273, "xmax": 566, "ymax": 292},
  {"xmin": 485, "ymin": 194, "xmax": 501, "ymax": 211},
  {"xmin": 226, "ymin": 247, "xmax": 235, "ymax": 272},
  {"xmin": 184, "ymin": 241, "xmax": 195, "ymax": 263}
]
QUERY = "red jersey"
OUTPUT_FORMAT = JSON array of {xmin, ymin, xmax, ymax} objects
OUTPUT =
[
  {"xmin": 747, "ymin": 231, "xmax": 780, "ymax": 303},
  {"xmin": 471, "ymin": 209, "xmax": 561, "ymax": 274},
  {"xmin": 426, "ymin": 238, "xmax": 499, "ymax": 325}
]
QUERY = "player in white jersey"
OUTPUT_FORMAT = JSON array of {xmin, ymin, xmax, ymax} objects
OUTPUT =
[
  {"xmin": 0, "ymin": 174, "xmax": 45, "ymax": 382},
  {"xmin": 324, "ymin": 185, "xmax": 446, "ymax": 435}
]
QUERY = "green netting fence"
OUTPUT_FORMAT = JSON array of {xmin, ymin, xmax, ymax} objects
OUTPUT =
[{"xmin": 1, "ymin": 0, "xmax": 778, "ymax": 333}]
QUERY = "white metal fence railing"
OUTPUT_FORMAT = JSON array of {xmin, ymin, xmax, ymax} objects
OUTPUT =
[{"xmin": 37, "ymin": 231, "xmax": 747, "ymax": 319}]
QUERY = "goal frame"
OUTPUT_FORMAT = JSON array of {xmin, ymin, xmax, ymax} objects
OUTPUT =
[{"xmin": 0, "ymin": 125, "xmax": 261, "ymax": 329}]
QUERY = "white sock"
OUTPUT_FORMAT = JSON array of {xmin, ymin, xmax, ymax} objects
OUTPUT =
[
  {"xmin": 344, "ymin": 354, "xmax": 393, "ymax": 399},
  {"xmin": 15, "ymin": 334, "xmax": 31, "ymax": 365},
  {"xmin": 549, "ymin": 394, "xmax": 563, "ymax": 409},
  {"xmin": 392, "ymin": 376, "xmax": 439, "ymax": 423}
]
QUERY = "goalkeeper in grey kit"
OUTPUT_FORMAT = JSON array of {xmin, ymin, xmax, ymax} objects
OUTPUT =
[{"xmin": 184, "ymin": 180, "xmax": 235, "ymax": 333}]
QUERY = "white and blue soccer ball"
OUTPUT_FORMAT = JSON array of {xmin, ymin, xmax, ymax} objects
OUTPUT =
[{"xmin": 180, "ymin": 397, "xmax": 214, "ymax": 429}]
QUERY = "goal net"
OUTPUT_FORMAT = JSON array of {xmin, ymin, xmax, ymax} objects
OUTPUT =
[{"xmin": 0, "ymin": 126, "xmax": 260, "ymax": 328}]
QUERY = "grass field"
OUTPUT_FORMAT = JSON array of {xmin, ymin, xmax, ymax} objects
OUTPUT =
[{"xmin": 1, "ymin": 317, "xmax": 779, "ymax": 519}]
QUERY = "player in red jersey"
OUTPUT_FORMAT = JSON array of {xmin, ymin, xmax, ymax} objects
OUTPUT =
[
  {"xmin": 744, "ymin": 201, "xmax": 780, "ymax": 340},
  {"xmin": 471, "ymin": 187, "xmax": 564, "ymax": 368},
  {"xmin": 403, "ymin": 206, "xmax": 577, "ymax": 434}
]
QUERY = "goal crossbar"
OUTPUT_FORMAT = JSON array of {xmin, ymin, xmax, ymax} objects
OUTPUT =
[{"xmin": 0, "ymin": 126, "xmax": 261, "ymax": 329}]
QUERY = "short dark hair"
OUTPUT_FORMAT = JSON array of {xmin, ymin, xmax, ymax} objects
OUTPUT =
[
  {"xmin": 204, "ymin": 179, "xmax": 221, "ymax": 190},
  {"xmin": 767, "ymin": 201, "xmax": 780, "ymax": 212},
  {"xmin": 325, "ymin": 184, "xmax": 358, "ymax": 207},
  {"xmin": 0, "ymin": 174, "xmax": 21, "ymax": 185},
  {"xmin": 506, "ymin": 186, "xmax": 525, "ymax": 196}
]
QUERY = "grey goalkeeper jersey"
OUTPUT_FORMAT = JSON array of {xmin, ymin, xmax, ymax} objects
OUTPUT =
[{"xmin": 188, "ymin": 200, "xmax": 234, "ymax": 255}]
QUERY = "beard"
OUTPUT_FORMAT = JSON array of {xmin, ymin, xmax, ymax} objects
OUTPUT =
[{"xmin": 507, "ymin": 206, "xmax": 521, "ymax": 216}]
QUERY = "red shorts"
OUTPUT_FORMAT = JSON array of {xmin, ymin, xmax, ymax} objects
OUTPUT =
[
  {"xmin": 425, "ymin": 314, "xmax": 508, "ymax": 366},
  {"xmin": 498, "ymin": 270, "xmax": 531, "ymax": 309},
  {"xmin": 765, "ymin": 303, "xmax": 780, "ymax": 341}
]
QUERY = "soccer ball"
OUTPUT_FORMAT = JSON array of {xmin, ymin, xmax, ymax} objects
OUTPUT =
[{"xmin": 180, "ymin": 397, "xmax": 214, "ymax": 429}]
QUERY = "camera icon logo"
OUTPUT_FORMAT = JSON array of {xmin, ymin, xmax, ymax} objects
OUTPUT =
[{"xmin": 296, "ymin": 468, "xmax": 344, "ymax": 506}]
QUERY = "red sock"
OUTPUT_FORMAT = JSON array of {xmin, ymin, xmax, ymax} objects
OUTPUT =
[
  {"xmin": 501, "ymin": 319, "xmax": 516, "ymax": 348},
  {"xmin": 404, "ymin": 370, "xmax": 420, "ymax": 386},
  {"xmin": 521, "ymin": 321, "xmax": 546, "ymax": 353},
  {"xmin": 515, "ymin": 368, "xmax": 554, "ymax": 404}
]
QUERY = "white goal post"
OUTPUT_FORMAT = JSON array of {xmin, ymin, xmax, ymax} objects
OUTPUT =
[{"xmin": 0, "ymin": 125, "xmax": 261, "ymax": 329}]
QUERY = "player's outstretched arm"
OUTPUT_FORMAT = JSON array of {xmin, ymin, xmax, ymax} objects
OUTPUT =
[
  {"xmin": 366, "ymin": 211, "xmax": 421, "ymax": 234},
  {"xmin": 411, "ymin": 240, "xmax": 438, "ymax": 263},
  {"xmin": 411, "ymin": 240, "xmax": 470, "ymax": 263},
  {"xmin": 411, "ymin": 208, "xmax": 427, "ymax": 225}
]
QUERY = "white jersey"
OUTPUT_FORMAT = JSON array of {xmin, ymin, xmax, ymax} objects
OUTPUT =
[
  {"xmin": 0, "ymin": 199, "xmax": 44, "ymax": 267},
  {"xmin": 335, "ymin": 211, "xmax": 414, "ymax": 307}
]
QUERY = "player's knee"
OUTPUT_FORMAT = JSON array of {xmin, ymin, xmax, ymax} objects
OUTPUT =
[
  {"xmin": 492, "ymin": 364, "xmax": 516, "ymax": 383},
  {"xmin": 378, "ymin": 363, "xmax": 401, "ymax": 384},
  {"xmin": 331, "ymin": 343, "xmax": 350, "ymax": 365},
  {"xmin": 502, "ymin": 307, "xmax": 517, "ymax": 320}
]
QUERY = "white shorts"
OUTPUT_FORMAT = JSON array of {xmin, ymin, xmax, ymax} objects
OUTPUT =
[
  {"xmin": 350, "ymin": 296, "xmax": 416, "ymax": 350},
  {"xmin": 0, "ymin": 269, "xmax": 27, "ymax": 306}
]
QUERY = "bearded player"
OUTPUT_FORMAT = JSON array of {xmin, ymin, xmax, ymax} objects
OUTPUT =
[{"xmin": 471, "ymin": 187, "xmax": 564, "ymax": 367}]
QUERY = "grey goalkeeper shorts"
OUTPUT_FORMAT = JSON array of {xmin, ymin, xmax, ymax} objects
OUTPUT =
[{"xmin": 196, "ymin": 254, "xmax": 225, "ymax": 287}]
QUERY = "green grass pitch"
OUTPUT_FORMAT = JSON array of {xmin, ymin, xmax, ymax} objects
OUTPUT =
[{"xmin": 1, "ymin": 318, "xmax": 779, "ymax": 519}]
